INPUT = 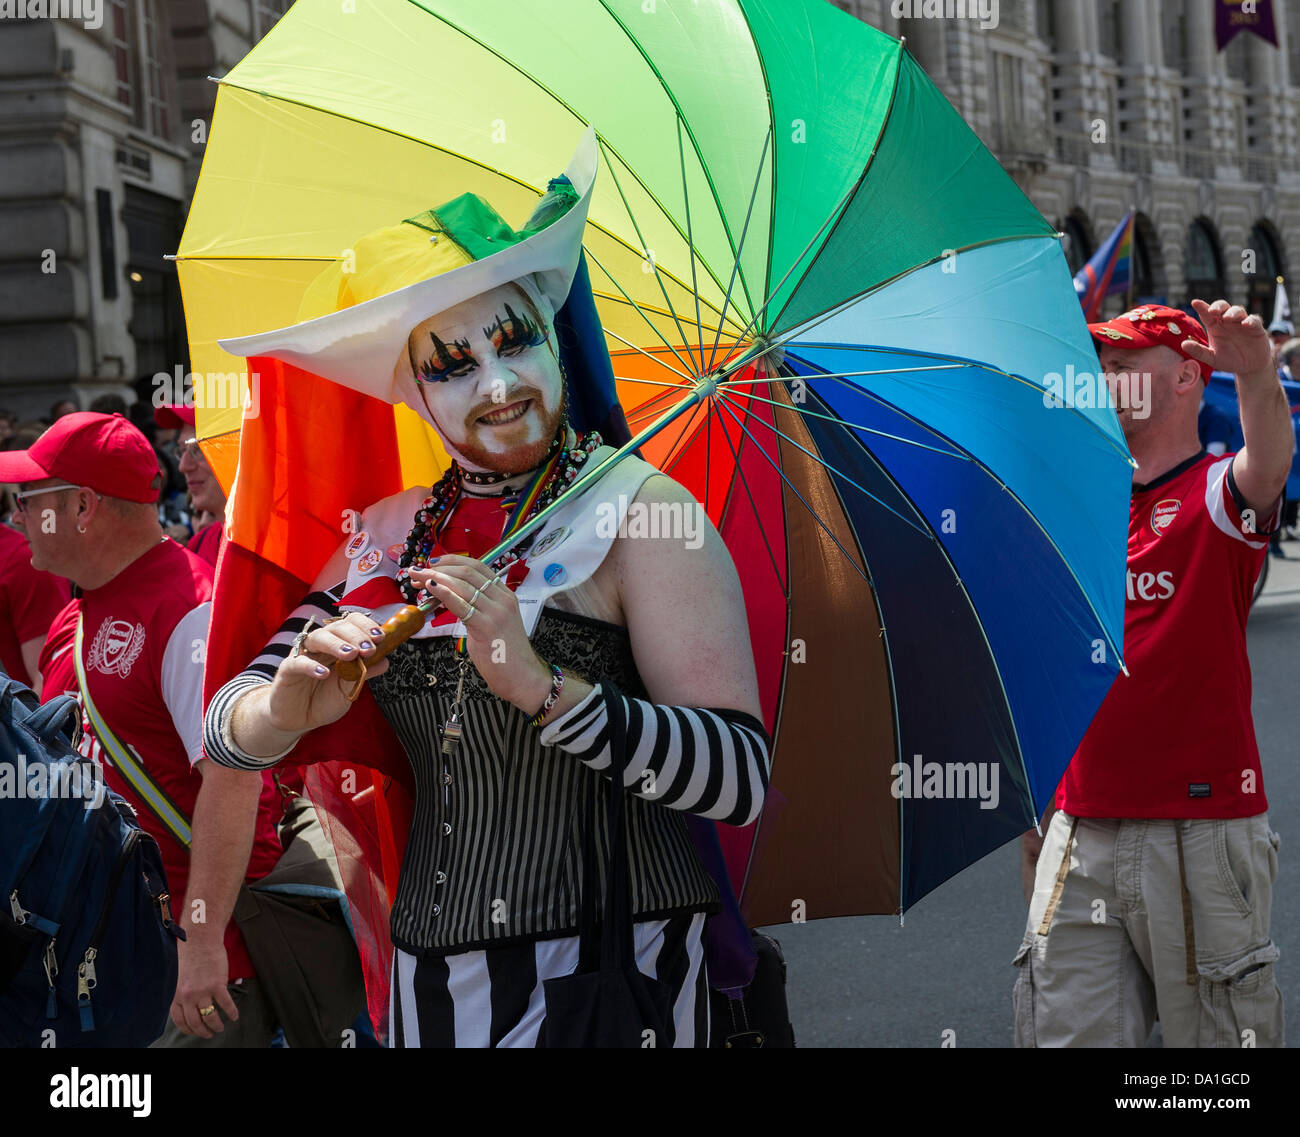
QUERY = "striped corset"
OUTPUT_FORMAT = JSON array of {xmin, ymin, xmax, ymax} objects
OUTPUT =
[{"xmin": 371, "ymin": 607, "xmax": 721, "ymax": 956}]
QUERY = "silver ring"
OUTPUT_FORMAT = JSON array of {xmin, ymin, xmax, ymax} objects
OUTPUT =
[
  {"xmin": 289, "ymin": 618, "xmax": 318, "ymax": 659},
  {"xmin": 462, "ymin": 604, "xmax": 477, "ymax": 623},
  {"xmin": 468, "ymin": 583, "xmax": 486, "ymax": 607}
]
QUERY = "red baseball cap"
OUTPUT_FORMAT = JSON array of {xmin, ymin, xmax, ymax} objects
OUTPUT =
[
  {"xmin": 0, "ymin": 412, "xmax": 162, "ymax": 502},
  {"xmin": 1088, "ymin": 304, "xmax": 1214, "ymax": 383},
  {"xmin": 153, "ymin": 403, "xmax": 196, "ymax": 431}
]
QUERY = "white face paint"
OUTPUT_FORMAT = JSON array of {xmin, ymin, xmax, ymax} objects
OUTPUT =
[{"xmin": 406, "ymin": 283, "xmax": 564, "ymax": 473}]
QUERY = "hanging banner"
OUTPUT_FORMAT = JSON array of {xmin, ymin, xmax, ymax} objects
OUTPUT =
[{"xmin": 1216, "ymin": 0, "xmax": 1278, "ymax": 50}]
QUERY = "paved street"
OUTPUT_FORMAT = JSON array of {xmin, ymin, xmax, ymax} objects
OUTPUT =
[{"xmin": 761, "ymin": 538, "xmax": 1300, "ymax": 1048}]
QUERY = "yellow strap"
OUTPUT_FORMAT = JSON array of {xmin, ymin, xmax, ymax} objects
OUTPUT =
[{"xmin": 74, "ymin": 615, "xmax": 192, "ymax": 848}]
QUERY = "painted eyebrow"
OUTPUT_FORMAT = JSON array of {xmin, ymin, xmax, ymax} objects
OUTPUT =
[
  {"xmin": 483, "ymin": 301, "xmax": 543, "ymax": 343},
  {"xmin": 414, "ymin": 332, "xmax": 476, "ymax": 381}
]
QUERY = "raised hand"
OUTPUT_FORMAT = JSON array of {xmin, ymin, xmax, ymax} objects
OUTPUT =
[{"xmin": 1182, "ymin": 299, "xmax": 1274, "ymax": 380}]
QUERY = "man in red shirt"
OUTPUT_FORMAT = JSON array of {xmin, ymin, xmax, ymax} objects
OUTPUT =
[
  {"xmin": 1016, "ymin": 301, "xmax": 1293, "ymax": 1047},
  {"xmin": 0, "ymin": 413, "xmax": 284, "ymax": 1046},
  {"xmin": 154, "ymin": 405, "xmax": 227, "ymax": 567},
  {"xmin": 0, "ymin": 522, "xmax": 68, "ymax": 692}
]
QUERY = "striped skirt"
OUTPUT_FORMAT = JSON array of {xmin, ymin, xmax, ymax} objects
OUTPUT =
[{"xmin": 389, "ymin": 912, "xmax": 710, "ymax": 1048}]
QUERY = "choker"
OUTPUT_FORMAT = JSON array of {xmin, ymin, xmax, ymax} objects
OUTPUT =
[
  {"xmin": 396, "ymin": 427, "xmax": 603, "ymax": 605},
  {"xmin": 454, "ymin": 432, "xmax": 564, "ymax": 489}
]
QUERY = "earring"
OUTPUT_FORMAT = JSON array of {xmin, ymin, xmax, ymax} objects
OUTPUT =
[{"xmin": 77, "ymin": 524, "xmax": 87, "ymax": 534}]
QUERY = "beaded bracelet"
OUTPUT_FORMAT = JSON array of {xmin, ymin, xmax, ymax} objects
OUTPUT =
[{"xmin": 528, "ymin": 663, "xmax": 565, "ymax": 727}]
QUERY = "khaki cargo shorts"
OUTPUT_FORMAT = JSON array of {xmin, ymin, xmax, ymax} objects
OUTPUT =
[{"xmin": 1013, "ymin": 810, "xmax": 1283, "ymax": 1048}]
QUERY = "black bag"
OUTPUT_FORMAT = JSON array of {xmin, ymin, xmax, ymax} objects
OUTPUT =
[
  {"xmin": 0, "ymin": 678, "xmax": 183, "ymax": 1047},
  {"xmin": 540, "ymin": 685, "xmax": 671, "ymax": 1047},
  {"xmin": 709, "ymin": 930, "xmax": 796, "ymax": 1047}
]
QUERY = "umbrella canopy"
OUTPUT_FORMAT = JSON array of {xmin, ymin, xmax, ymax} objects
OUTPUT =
[{"xmin": 179, "ymin": 0, "xmax": 1133, "ymax": 934}]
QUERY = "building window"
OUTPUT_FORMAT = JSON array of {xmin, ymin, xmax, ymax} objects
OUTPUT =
[
  {"xmin": 1161, "ymin": 0, "xmax": 1186, "ymax": 71},
  {"xmin": 1061, "ymin": 212, "xmax": 1093, "ymax": 276},
  {"xmin": 253, "ymin": 0, "xmax": 294, "ymax": 41},
  {"xmin": 110, "ymin": 0, "xmax": 131, "ymax": 109},
  {"xmin": 1185, "ymin": 219, "xmax": 1225, "ymax": 304},
  {"xmin": 1098, "ymin": 0, "xmax": 1122, "ymax": 60},
  {"xmin": 1133, "ymin": 213, "xmax": 1166, "ymax": 303},
  {"xmin": 1034, "ymin": 0, "xmax": 1054, "ymax": 47},
  {"xmin": 137, "ymin": 0, "xmax": 168, "ymax": 138},
  {"xmin": 1244, "ymin": 223, "xmax": 1284, "ymax": 317}
]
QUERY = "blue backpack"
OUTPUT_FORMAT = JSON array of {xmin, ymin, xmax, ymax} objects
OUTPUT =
[{"xmin": 0, "ymin": 676, "xmax": 184, "ymax": 1047}]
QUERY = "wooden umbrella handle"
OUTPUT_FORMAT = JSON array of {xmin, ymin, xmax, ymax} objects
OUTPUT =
[{"xmin": 335, "ymin": 604, "xmax": 428, "ymax": 682}]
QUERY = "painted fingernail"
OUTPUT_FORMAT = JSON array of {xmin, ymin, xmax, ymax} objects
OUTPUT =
[
  {"xmin": 339, "ymin": 644, "xmax": 356, "ymax": 653},
  {"xmin": 314, "ymin": 665, "xmax": 328, "ymax": 676},
  {"xmin": 429, "ymin": 556, "xmax": 441, "ymax": 564},
  {"xmin": 369, "ymin": 627, "xmax": 383, "ymax": 637},
  {"xmin": 360, "ymin": 641, "xmax": 375, "ymax": 652}
]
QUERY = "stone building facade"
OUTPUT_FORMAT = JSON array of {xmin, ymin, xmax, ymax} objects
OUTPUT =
[
  {"xmin": 1, "ymin": 0, "xmax": 1297, "ymax": 416},
  {"xmin": 0, "ymin": 0, "xmax": 289, "ymax": 417}
]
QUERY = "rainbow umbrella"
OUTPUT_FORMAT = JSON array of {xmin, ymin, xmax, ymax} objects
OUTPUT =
[{"xmin": 178, "ymin": 0, "xmax": 1133, "ymax": 938}]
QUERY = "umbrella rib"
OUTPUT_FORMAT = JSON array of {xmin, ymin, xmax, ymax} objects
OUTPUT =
[
  {"xmin": 600, "ymin": 325, "xmax": 693, "ymax": 382},
  {"xmin": 201, "ymin": 82, "xmax": 734, "ymax": 327},
  {"xmin": 714, "ymin": 391, "xmax": 932, "ymax": 541},
  {"xmin": 706, "ymin": 128, "xmax": 773, "ymax": 376},
  {"xmin": 733, "ymin": 232, "xmax": 1072, "ymax": 372},
  {"xmin": 772, "ymin": 363, "xmax": 1129, "ymax": 675},
  {"xmin": 717, "ymin": 384, "xmax": 968, "ymax": 460},
  {"xmin": 701, "ymin": 393, "xmax": 789, "ymax": 600},
  {"xmin": 584, "ymin": 248, "xmax": 698, "ymax": 379},
  {"xmin": 711, "ymin": 166, "xmax": 869, "ymax": 363},
  {"xmin": 596, "ymin": 133, "xmax": 702, "ymax": 375},
  {"xmin": 722, "ymin": 363, "xmax": 966, "ymax": 384},
  {"xmin": 385, "ymin": 0, "xmax": 734, "ymax": 301},
  {"xmin": 775, "ymin": 339, "xmax": 1136, "ymax": 468},
  {"xmin": 727, "ymin": 382, "xmax": 1043, "ymax": 843},
  {"xmin": 592, "ymin": 290, "xmax": 739, "ymax": 338},
  {"xmin": 660, "ymin": 403, "xmax": 709, "ymax": 478},
  {"xmin": 678, "ymin": 117, "xmax": 708, "ymax": 374},
  {"xmin": 593, "ymin": 0, "xmax": 758, "ymax": 318},
  {"xmin": 709, "ymin": 395, "xmax": 883, "ymax": 582}
]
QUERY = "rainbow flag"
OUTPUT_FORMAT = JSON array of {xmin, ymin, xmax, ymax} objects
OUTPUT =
[{"xmin": 1073, "ymin": 210, "xmax": 1134, "ymax": 322}]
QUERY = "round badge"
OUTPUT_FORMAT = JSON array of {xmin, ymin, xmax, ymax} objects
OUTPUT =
[
  {"xmin": 531, "ymin": 526, "xmax": 570, "ymax": 558},
  {"xmin": 357, "ymin": 548, "xmax": 384, "ymax": 574},
  {"xmin": 543, "ymin": 562, "xmax": 567, "ymax": 586},
  {"xmin": 345, "ymin": 531, "xmax": 371, "ymax": 559},
  {"xmin": 386, "ymin": 543, "xmax": 405, "ymax": 563}
]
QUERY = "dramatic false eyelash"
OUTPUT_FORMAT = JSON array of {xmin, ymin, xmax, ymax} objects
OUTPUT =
[
  {"xmin": 417, "ymin": 333, "xmax": 475, "ymax": 383},
  {"xmin": 483, "ymin": 302, "xmax": 546, "ymax": 353}
]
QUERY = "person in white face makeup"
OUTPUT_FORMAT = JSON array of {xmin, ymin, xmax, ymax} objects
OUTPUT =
[{"xmin": 202, "ymin": 131, "xmax": 771, "ymax": 1048}]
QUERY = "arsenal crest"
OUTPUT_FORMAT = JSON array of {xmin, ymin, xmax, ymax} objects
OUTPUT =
[
  {"xmin": 1151, "ymin": 498, "xmax": 1181, "ymax": 536},
  {"xmin": 87, "ymin": 618, "xmax": 147, "ymax": 678}
]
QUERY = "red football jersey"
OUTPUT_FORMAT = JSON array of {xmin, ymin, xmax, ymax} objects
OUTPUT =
[
  {"xmin": 1059, "ymin": 450, "xmax": 1279, "ymax": 819},
  {"xmin": 51, "ymin": 539, "xmax": 282, "ymax": 980},
  {"xmin": 187, "ymin": 521, "xmax": 224, "ymax": 568},
  {"xmin": 0, "ymin": 524, "xmax": 70, "ymax": 686}
]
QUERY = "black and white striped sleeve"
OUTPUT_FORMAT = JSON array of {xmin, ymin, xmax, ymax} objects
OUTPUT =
[
  {"xmin": 202, "ymin": 583, "xmax": 345, "ymax": 771},
  {"xmin": 537, "ymin": 682, "xmax": 771, "ymax": 826}
]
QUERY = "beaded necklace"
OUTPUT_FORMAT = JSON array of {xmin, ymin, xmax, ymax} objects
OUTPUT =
[{"xmin": 395, "ymin": 425, "xmax": 604, "ymax": 605}]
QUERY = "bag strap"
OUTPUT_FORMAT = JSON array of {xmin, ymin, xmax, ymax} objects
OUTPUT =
[{"xmin": 74, "ymin": 614, "xmax": 193, "ymax": 849}]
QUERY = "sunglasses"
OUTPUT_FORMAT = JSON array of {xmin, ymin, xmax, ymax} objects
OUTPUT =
[{"xmin": 12, "ymin": 484, "xmax": 86, "ymax": 514}]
